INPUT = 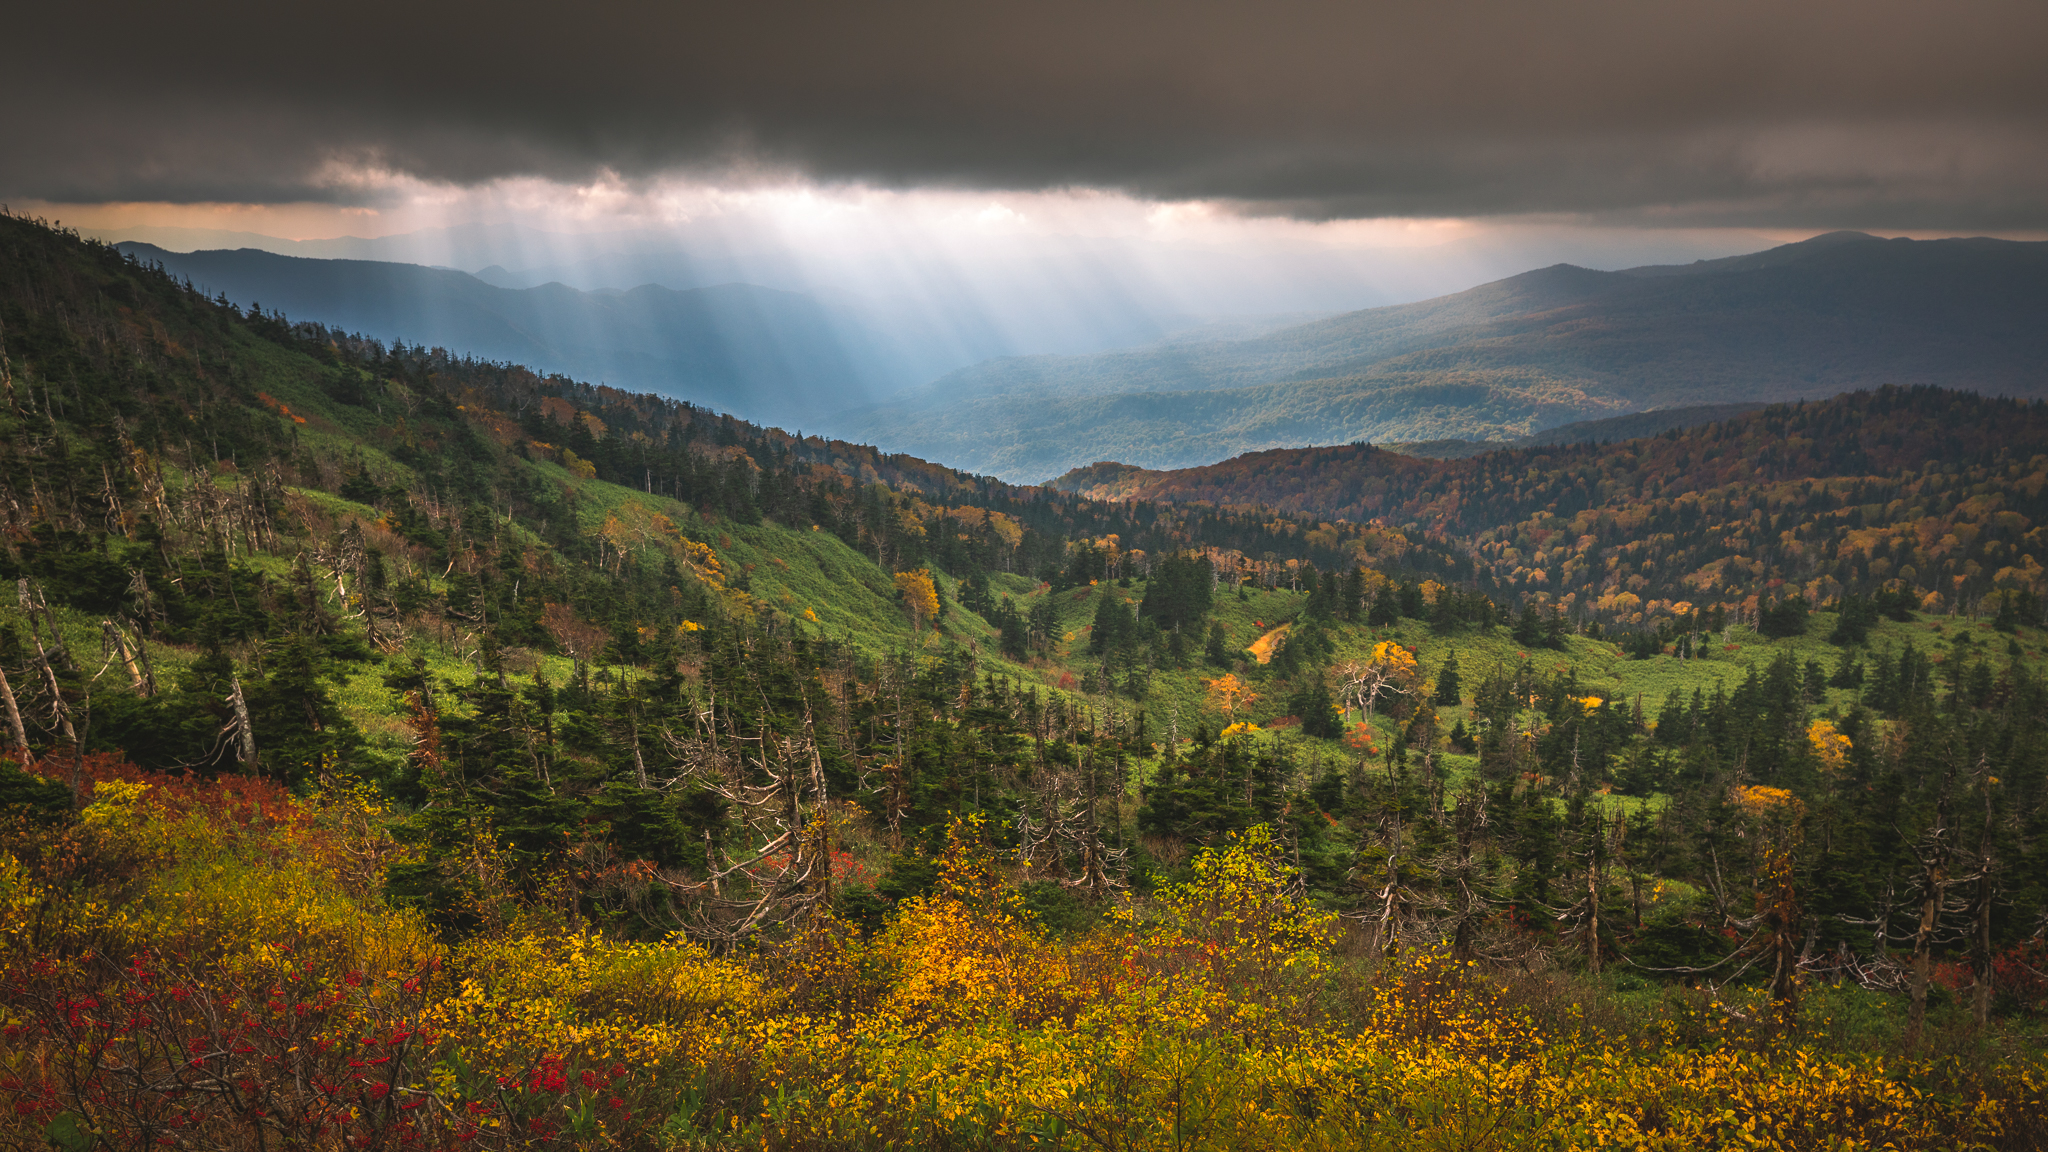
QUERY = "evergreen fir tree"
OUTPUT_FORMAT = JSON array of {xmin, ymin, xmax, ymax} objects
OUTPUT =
[
  {"xmin": 1369, "ymin": 585, "xmax": 1400, "ymax": 627},
  {"xmin": 1434, "ymin": 651, "xmax": 1463, "ymax": 706},
  {"xmin": 1205, "ymin": 621, "xmax": 1232, "ymax": 668}
]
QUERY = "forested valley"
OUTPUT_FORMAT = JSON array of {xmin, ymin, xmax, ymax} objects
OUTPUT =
[{"xmin": 3, "ymin": 211, "xmax": 2047, "ymax": 1150}]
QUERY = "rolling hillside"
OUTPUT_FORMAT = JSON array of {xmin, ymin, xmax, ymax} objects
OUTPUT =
[
  {"xmin": 8, "ymin": 215, "xmax": 2048, "ymax": 1151},
  {"xmin": 1384, "ymin": 402, "xmax": 1767, "ymax": 458},
  {"xmin": 117, "ymin": 242, "xmax": 908, "ymax": 428},
  {"xmin": 839, "ymin": 231, "xmax": 2048, "ymax": 480},
  {"xmin": 1052, "ymin": 388, "xmax": 2048, "ymax": 639}
]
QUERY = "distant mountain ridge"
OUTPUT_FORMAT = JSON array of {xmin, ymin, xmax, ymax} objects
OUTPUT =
[
  {"xmin": 1046, "ymin": 386, "xmax": 2048, "ymax": 532},
  {"xmin": 835, "ymin": 232, "xmax": 2048, "ymax": 481},
  {"xmin": 1385, "ymin": 403, "xmax": 1768, "ymax": 459},
  {"xmin": 1049, "ymin": 402, "xmax": 1773, "ymax": 498},
  {"xmin": 117, "ymin": 243, "xmax": 903, "ymax": 428},
  {"xmin": 113, "ymin": 242, "xmax": 1345, "ymax": 430}
]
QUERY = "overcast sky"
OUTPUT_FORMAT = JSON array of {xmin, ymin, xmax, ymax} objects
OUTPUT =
[
  {"xmin": 12, "ymin": 0, "xmax": 2046, "ymax": 223},
  {"xmin": 9, "ymin": 0, "xmax": 2044, "ymax": 334}
]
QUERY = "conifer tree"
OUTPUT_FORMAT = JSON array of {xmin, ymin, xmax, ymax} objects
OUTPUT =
[
  {"xmin": 1434, "ymin": 651, "xmax": 1462, "ymax": 706},
  {"xmin": 1204, "ymin": 620, "xmax": 1232, "ymax": 668}
]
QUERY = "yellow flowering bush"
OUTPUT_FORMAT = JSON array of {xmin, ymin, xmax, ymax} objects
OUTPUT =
[
  {"xmin": 1808, "ymin": 717, "xmax": 1854, "ymax": 773},
  {"xmin": 0, "ymin": 850, "xmax": 42, "ymax": 951},
  {"xmin": 4, "ymin": 765, "xmax": 2040, "ymax": 1152},
  {"xmin": 76, "ymin": 779, "xmax": 152, "ymax": 833},
  {"xmin": 1734, "ymin": 783, "xmax": 1804, "ymax": 819}
]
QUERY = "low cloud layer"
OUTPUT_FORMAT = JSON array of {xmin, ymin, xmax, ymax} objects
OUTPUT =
[{"xmin": 9, "ymin": 0, "xmax": 2047, "ymax": 226}]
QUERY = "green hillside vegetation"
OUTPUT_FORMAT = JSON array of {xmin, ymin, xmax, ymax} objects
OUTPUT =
[
  {"xmin": 1026, "ymin": 565, "xmax": 2047, "ymax": 799},
  {"xmin": 5, "ymin": 212, "xmax": 2048, "ymax": 1150},
  {"xmin": 840, "ymin": 232, "xmax": 2048, "ymax": 479},
  {"xmin": 0, "ymin": 209, "xmax": 1455, "ymax": 885}
]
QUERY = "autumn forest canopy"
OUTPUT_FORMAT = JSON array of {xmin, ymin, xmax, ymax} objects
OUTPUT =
[{"xmin": 4, "ymin": 210, "xmax": 2048, "ymax": 1149}]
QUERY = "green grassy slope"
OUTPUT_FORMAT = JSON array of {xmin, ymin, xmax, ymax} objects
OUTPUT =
[
  {"xmin": 0, "ymin": 216, "xmax": 1087, "ymax": 798},
  {"xmin": 996, "ymin": 576, "xmax": 2048, "ymax": 800}
]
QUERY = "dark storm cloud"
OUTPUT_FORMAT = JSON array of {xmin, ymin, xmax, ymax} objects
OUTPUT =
[{"xmin": 8, "ymin": 0, "xmax": 2048, "ymax": 225}]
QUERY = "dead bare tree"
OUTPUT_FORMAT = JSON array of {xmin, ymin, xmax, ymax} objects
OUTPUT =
[
  {"xmin": 0, "ymin": 663, "xmax": 27, "ymax": 755},
  {"xmin": 1352, "ymin": 823, "xmax": 1426, "ymax": 958},
  {"xmin": 1967, "ymin": 753, "xmax": 1999, "ymax": 1027},
  {"xmin": 1337, "ymin": 657, "xmax": 1413, "ymax": 724},
  {"xmin": 1430, "ymin": 794, "xmax": 1510, "ymax": 963},
  {"xmin": 646, "ymin": 690, "xmax": 838, "ymax": 948},
  {"xmin": 227, "ymin": 676, "xmax": 259, "ymax": 776},
  {"xmin": 22, "ymin": 598, "xmax": 82, "ymax": 804},
  {"xmin": 1904, "ymin": 753, "xmax": 1966, "ymax": 1049},
  {"xmin": 101, "ymin": 619, "xmax": 151, "ymax": 696},
  {"xmin": 19, "ymin": 580, "xmax": 73, "ymax": 672}
]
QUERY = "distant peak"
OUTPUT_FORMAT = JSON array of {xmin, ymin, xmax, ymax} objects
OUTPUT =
[
  {"xmin": 1798, "ymin": 230, "xmax": 1881, "ymax": 245},
  {"xmin": 471, "ymin": 264, "xmax": 525, "ymax": 288}
]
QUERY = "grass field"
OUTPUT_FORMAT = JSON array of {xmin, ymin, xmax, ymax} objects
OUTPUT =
[{"xmin": 989, "ymin": 574, "xmax": 2048, "ymax": 800}]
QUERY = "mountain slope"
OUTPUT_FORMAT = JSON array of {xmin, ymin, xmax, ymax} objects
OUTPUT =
[
  {"xmin": 9, "ymin": 214, "xmax": 2048, "ymax": 1150},
  {"xmin": 117, "ymin": 243, "xmax": 905, "ymax": 428},
  {"xmin": 1388, "ymin": 402, "xmax": 1768, "ymax": 458},
  {"xmin": 839, "ymin": 232, "xmax": 2048, "ymax": 480},
  {"xmin": 1051, "ymin": 386, "xmax": 2048, "ymax": 629}
]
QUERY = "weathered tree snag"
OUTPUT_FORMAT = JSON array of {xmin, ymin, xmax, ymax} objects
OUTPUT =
[
  {"xmin": 0, "ymin": 664, "xmax": 28, "ymax": 755},
  {"xmin": 26, "ymin": 616, "xmax": 81, "ymax": 804},
  {"xmin": 103, "ymin": 620, "xmax": 148, "ymax": 695},
  {"xmin": 229, "ymin": 675, "xmax": 259, "ymax": 775}
]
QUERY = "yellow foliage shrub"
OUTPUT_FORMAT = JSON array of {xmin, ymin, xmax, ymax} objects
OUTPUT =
[
  {"xmin": 1809, "ymin": 718, "xmax": 1853, "ymax": 772},
  {"xmin": 6, "ymin": 784, "xmax": 2040, "ymax": 1152}
]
